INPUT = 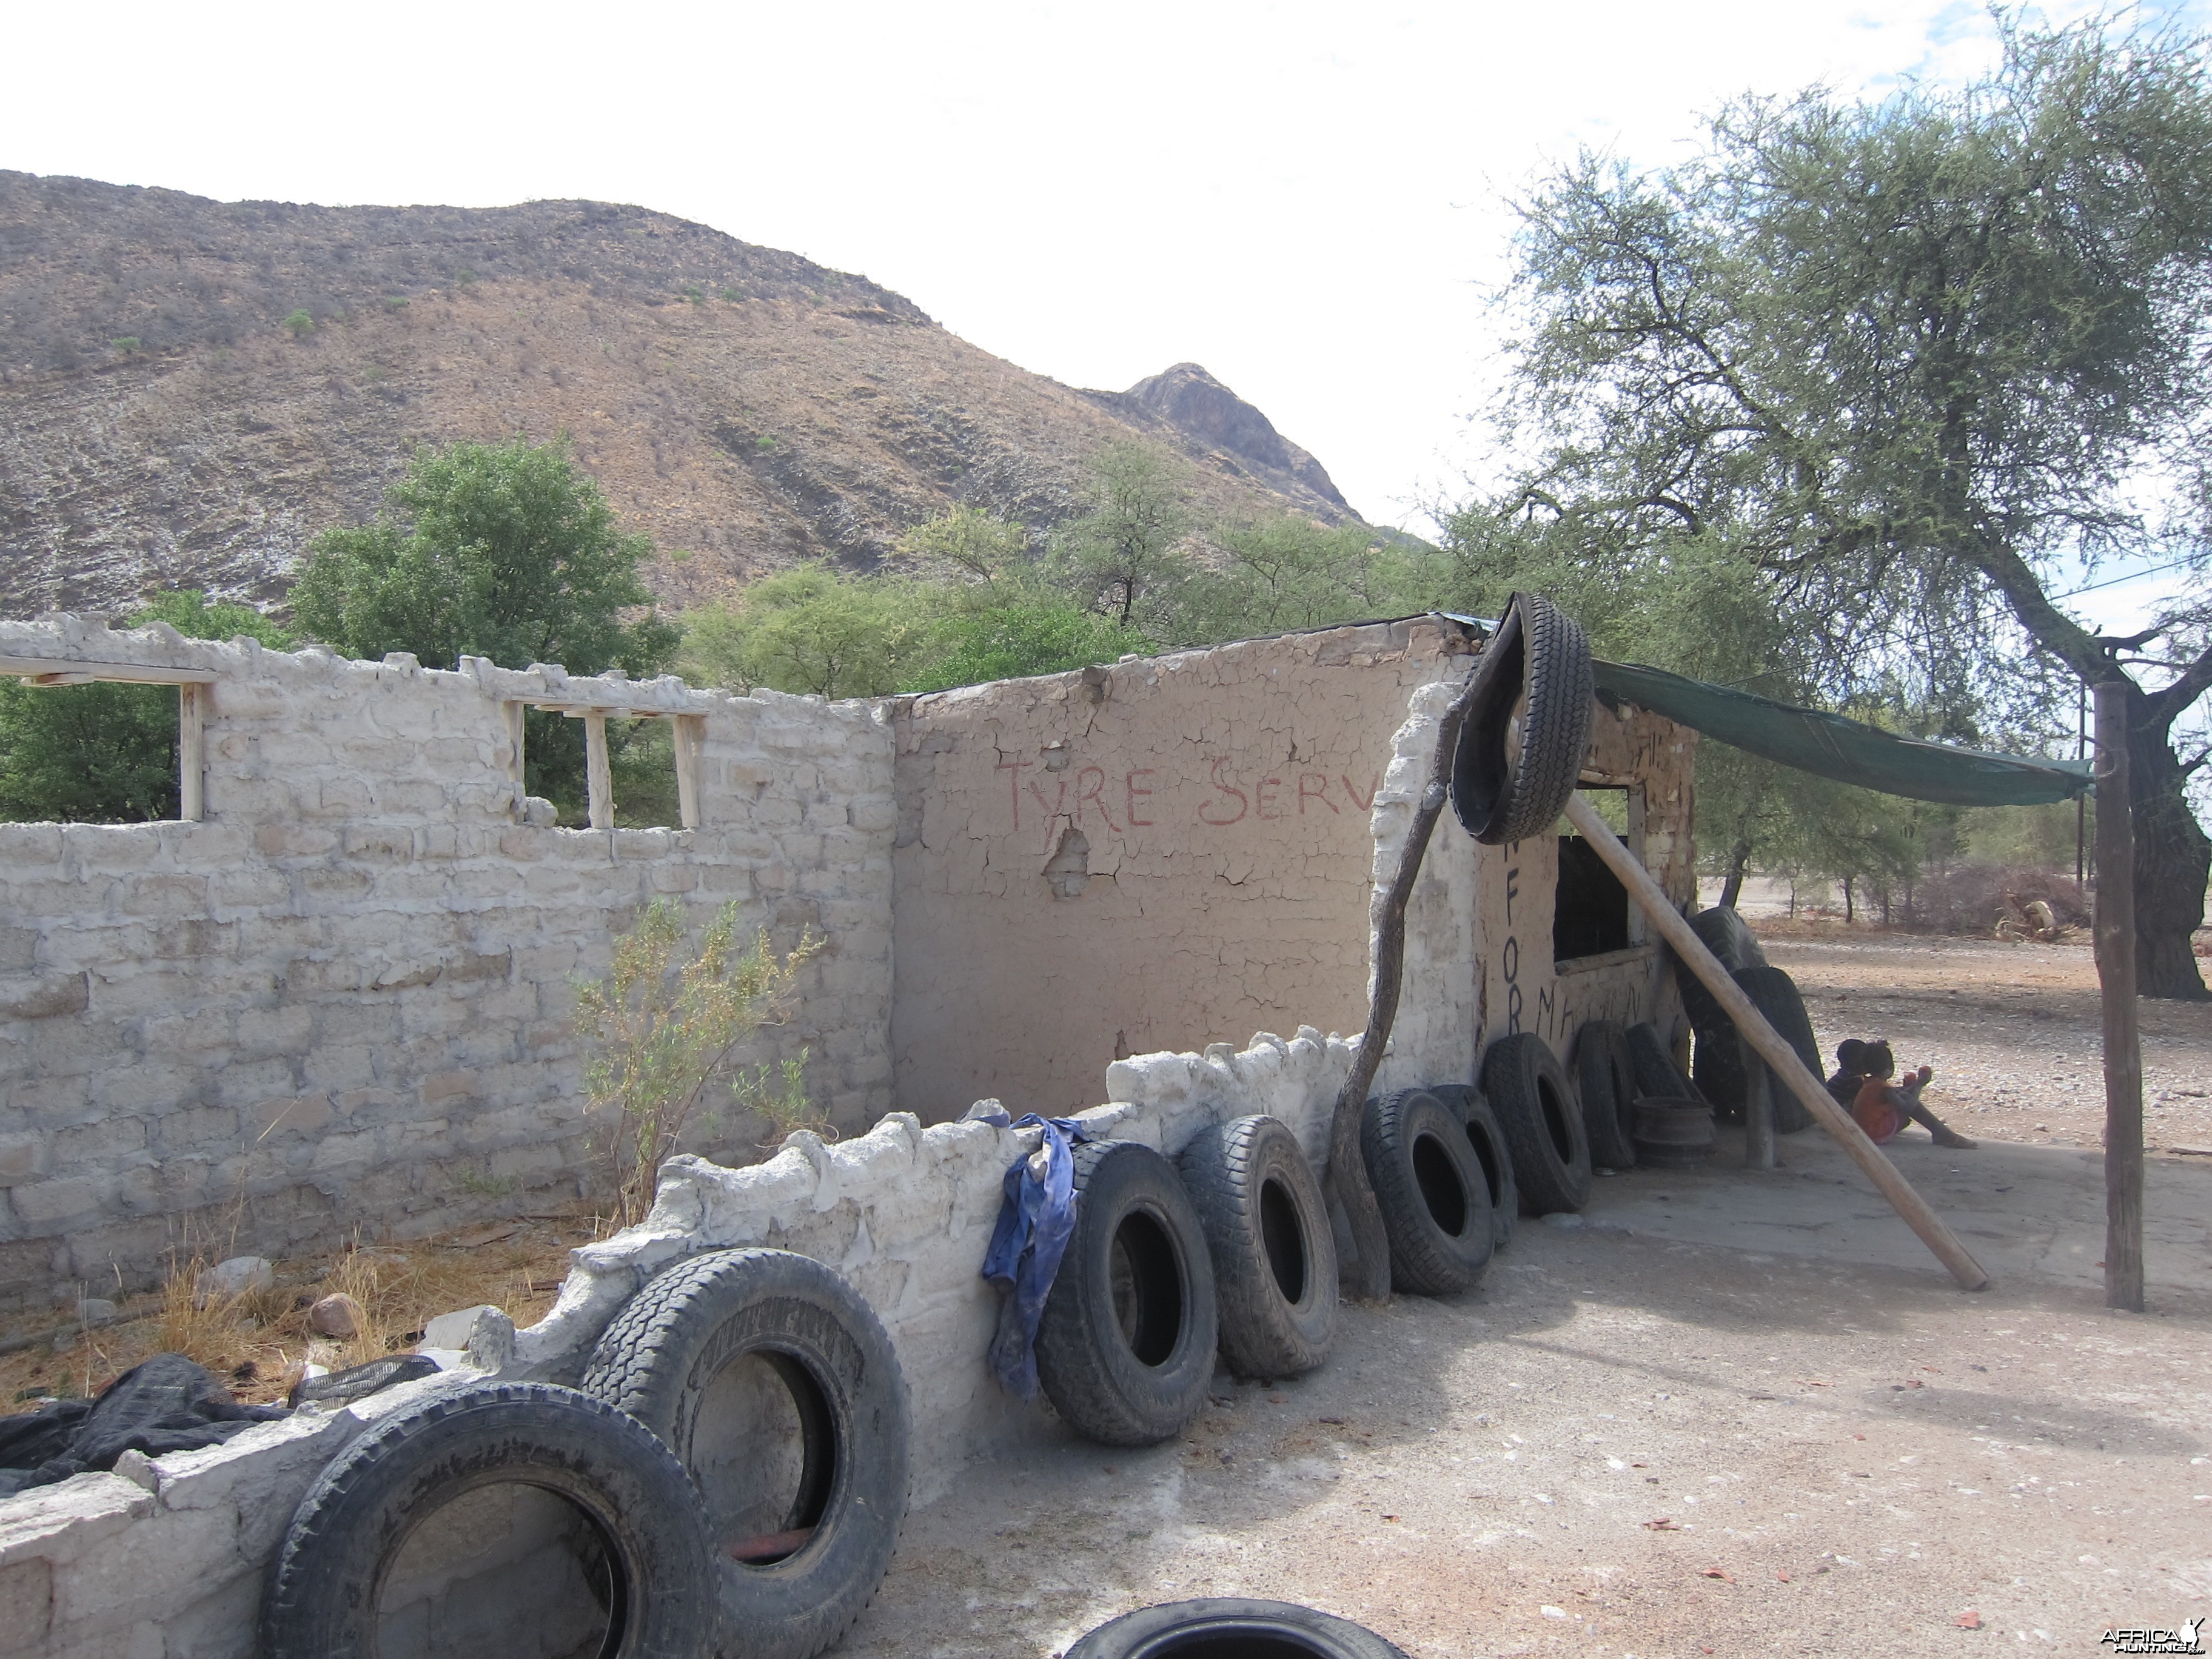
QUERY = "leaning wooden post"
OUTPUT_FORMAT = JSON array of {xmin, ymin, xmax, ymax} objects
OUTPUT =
[
  {"xmin": 2093, "ymin": 682, "xmax": 2144, "ymax": 1313},
  {"xmin": 1326, "ymin": 645, "xmax": 1503, "ymax": 1300},
  {"xmin": 1562, "ymin": 791, "xmax": 1990, "ymax": 1292}
]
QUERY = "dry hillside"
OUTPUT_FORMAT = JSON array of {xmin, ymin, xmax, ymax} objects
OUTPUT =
[{"xmin": 0, "ymin": 171, "xmax": 1359, "ymax": 616}]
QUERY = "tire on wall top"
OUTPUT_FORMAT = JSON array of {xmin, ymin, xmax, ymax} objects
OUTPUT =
[
  {"xmin": 1178, "ymin": 1114, "xmax": 1336, "ymax": 1379},
  {"xmin": 1451, "ymin": 591, "xmax": 1595, "ymax": 847},
  {"xmin": 578, "ymin": 1247, "xmax": 910, "ymax": 1659},
  {"xmin": 262, "ymin": 1381, "xmax": 717, "ymax": 1659},
  {"xmin": 1036, "ymin": 1139, "xmax": 1219, "ymax": 1447}
]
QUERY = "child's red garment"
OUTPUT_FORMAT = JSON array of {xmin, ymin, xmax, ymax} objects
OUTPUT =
[{"xmin": 1852, "ymin": 1075, "xmax": 1906, "ymax": 1144}]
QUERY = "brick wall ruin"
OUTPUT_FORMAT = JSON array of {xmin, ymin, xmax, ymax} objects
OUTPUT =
[{"xmin": 0, "ymin": 615, "xmax": 895, "ymax": 1314}]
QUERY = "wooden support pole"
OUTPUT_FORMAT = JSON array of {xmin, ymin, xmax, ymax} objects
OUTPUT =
[
  {"xmin": 2094, "ymin": 682, "xmax": 2144, "ymax": 1313},
  {"xmin": 585, "ymin": 712, "xmax": 613, "ymax": 831},
  {"xmin": 1563, "ymin": 791, "xmax": 1990, "ymax": 1292},
  {"xmin": 1744, "ymin": 1065, "xmax": 1776, "ymax": 1170},
  {"xmin": 177, "ymin": 683, "xmax": 204, "ymax": 823},
  {"xmin": 673, "ymin": 714, "xmax": 705, "ymax": 830},
  {"xmin": 503, "ymin": 700, "xmax": 527, "ymax": 813}
]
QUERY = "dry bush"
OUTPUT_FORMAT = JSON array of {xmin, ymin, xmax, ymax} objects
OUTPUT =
[{"xmin": 1910, "ymin": 863, "xmax": 2091, "ymax": 936}]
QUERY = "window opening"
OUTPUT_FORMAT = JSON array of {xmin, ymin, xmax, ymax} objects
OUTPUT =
[
  {"xmin": 510, "ymin": 702, "xmax": 702, "ymax": 830},
  {"xmin": 1555, "ymin": 784, "xmax": 1635, "ymax": 962},
  {"xmin": 0, "ymin": 659, "xmax": 212, "ymax": 824}
]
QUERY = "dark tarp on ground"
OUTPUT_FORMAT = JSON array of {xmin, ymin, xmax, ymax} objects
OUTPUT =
[
  {"xmin": 1591, "ymin": 659, "xmax": 2095, "ymax": 808},
  {"xmin": 0, "ymin": 1353, "xmax": 289, "ymax": 1498}
]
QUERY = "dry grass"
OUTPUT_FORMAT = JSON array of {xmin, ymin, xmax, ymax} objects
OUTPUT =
[{"xmin": 1, "ymin": 1208, "xmax": 602, "ymax": 1413}]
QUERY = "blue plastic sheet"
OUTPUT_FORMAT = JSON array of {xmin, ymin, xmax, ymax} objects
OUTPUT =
[{"xmin": 974, "ymin": 1106, "xmax": 1089, "ymax": 1400}]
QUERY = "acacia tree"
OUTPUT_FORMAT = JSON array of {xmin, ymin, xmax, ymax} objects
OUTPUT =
[
  {"xmin": 293, "ymin": 438, "xmax": 676, "ymax": 814},
  {"xmin": 1496, "ymin": 15, "xmax": 2212, "ymax": 996},
  {"xmin": 1050, "ymin": 440, "xmax": 1194, "ymax": 633}
]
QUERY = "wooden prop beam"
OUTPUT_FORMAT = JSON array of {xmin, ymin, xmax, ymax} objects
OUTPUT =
[
  {"xmin": 1562, "ymin": 791, "xmax": 1991, "ymax": 1293},
  {"xmin": 2093, "ymin": 682, "xmax": 2144, "ymax": 1312}
]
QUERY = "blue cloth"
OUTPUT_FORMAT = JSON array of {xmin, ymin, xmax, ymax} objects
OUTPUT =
[{"xmin": 977, "ymin": 1111, "xmax": 1088, "ymax": 1400}]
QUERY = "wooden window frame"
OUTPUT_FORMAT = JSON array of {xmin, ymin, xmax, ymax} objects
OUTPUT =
[{"xmin": 0, "ymin": 656, "xmax": 218, "ymax": 823}]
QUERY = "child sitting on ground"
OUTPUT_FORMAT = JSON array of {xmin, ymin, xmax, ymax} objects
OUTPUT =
[{"xmin": 1825, "ymin": 1039, "xmax": 1976, "ymax": 1149}]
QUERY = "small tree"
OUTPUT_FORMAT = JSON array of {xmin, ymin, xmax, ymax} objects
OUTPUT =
[
  {"xmin": 678, "ymin": 563, "xmax": 924, "ymax": 699},
  {"xmin": 572, "ymin": 900, "xmax": 822, "ymax": 1226},
  {"xmin": 1050, "ymin": 440, "xmax": 1194, "ymax": 633},
  {"xmin": 292, "ymin": 437, "xmax": 675, "ymax": 816}
]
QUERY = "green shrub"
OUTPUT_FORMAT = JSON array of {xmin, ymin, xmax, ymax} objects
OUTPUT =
[
  {"xmin": 283, "ymin": 309, "xmax": 315, "ymax": 338},
  {"xmin": 110, "ymin": 337, "xmax": 141, "ymax": 355}
]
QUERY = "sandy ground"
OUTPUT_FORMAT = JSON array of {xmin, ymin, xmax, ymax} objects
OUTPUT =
[
  {"xmin": 846, "ymin": 1214, "xmax": 2211, "ymax": 1659},
  {"xmin": 838, "ymin": 931, "xmax": 2212, "ymax": 1659},
  {"xmin": 1756, "ymin": 931, "xmax": 2212, "ymax": 1156}
]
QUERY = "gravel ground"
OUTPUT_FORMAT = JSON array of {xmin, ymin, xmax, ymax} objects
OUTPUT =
[
  {"xmin": 1757, "ymin": 931, "xmax": 2212, "ymax": 1156},
  {"xmin": 845, "ymin": 1228, "xmax": 2212, "ymax": 1659}
]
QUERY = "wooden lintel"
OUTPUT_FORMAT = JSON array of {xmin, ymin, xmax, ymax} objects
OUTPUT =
[{"xmin": 0, "ymin": 656, "xmax": 216, "ymax": 686}]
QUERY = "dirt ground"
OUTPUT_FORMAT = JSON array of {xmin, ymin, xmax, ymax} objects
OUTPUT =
[
  {"xmin": 849, "ymin": 1225, "xmax": 2211, "ymax": 1659},
  {"xmin": 841, "ymin": 926, "xmax": 2212, "ymax": 1659},
  {"xmin": 1755, "ymin": 930, "xmax": 2212, "ymax": 1155}
]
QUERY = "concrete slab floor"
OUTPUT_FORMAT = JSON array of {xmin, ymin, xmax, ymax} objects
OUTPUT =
[{"xmin": 846, "ymin": 1144, "xmax": 2212, "ymax": 1659}]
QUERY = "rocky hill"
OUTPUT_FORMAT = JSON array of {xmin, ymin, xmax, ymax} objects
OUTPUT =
[{"xmin": 0, "ymin": 171, "xmax": 1361, "ymax": 617}]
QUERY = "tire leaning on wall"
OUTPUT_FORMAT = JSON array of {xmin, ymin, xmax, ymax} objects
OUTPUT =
[
  {"xmin": 1036, "ymin": 1139, "xmax": 1220, "ymax": 1447},
  {"xmin": 578, "ymin": 1248, "xmax": 911, "ymax": 1659},
  {"xmin": 1574, "ymin": 1020, "xmax": 1640, "ymax": 1170},
  {"xmin": 1430, "ymin": 1084, "xmax": 1519, "ymax": 1251},
  {"xmin": 1359, "ymin": 1088, "xmax": 1496, "ymax": 1295},
  {"xmin": 1177, "ymin": 1115, "xmax": 1337, "ymax": 1379},
  {"xmin": 1482, "ymin": 1032, "xmax": 1594, "ymax": 1216},
  {"xmin": 1692, "ymin": 967, "xmax": 1822, "ymax": 1135},
  {"xmin": 263, "ymin": 1382, "xmax": 717, "ymax": 1659}
]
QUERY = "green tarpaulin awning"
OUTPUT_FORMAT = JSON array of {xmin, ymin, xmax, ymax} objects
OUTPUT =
[{"xmin": 1591, "ymin": 659, "xmax": 2094, "ymax": 808}]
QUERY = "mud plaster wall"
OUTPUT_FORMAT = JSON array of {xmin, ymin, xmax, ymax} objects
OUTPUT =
[
  {"xmin": 887, "ymin": 618, "xmax": 1481, "ymax": 1122},
  {"xmin": 0, "ymin": 616, "xmax": 894, "ymax": 1316}
]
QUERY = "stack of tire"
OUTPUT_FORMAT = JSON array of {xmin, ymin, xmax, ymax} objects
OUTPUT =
[
  {"xmin": 263, "ymin": 1248, "xmax": 913, "ymax": 1659},
  {"xmin": 1678, "ymin": 905, "xmax": 1824, "ymax": 1137}
]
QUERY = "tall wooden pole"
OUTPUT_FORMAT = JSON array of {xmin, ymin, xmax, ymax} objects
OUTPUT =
[
  {"xmin": 1564, "ymin": 792, "xmax": 1990, "ymax": 1292},
  {"xmin": 2094, "ymin": 682, "xmax": 2144, "ymax": 1313}
]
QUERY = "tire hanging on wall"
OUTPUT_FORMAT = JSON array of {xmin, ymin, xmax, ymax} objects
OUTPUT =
[
  {"xmin": 1481, "ymin": 1032, "xmax": 1594, "ymax": 1216},
  {"xmin": 1068, "ymin": 1598, "xmax": 1412, "ymax": 1659},
  {"xmin": 1429, "ymin": 1084, "xmax": 1518, "ymax": 1251},
  {"xmin": 1035, "ymin": 1139, "xmax": 1219, "ymax": 1447},
  {"xmin": 1359, "ymin": 1088, "xmax": 1496, "ymax": 1296},
  {"xmin": 1692, "ymin": 967, "xmax": 1821, "ymax": 1135},
  {"xmin": 579, "ymin": 1248, "xmax": 910, "ymax": 1659},
  {"xmin": 1450, "ymin": 591, "xmax": 1595, "ymax": 846},
  {"xmin": 1573, "ymin": 1020, "xmax": 1639, "ymax": 1170},
  {"xmin": 263, "ymin": 1382, "xmax": 717, "ymax": 1659},
  {"xmin": 1177, "ymin": 1115, "xmax": 1336, "ymax": 1380}
]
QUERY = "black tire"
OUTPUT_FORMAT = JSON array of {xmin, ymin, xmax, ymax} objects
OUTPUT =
[
  {"xmin": 1674, "ymin": 907, "xmax": 1768, "ymax": 1027},
  {"xmin": 262, "ymin": 1382, "xmax": 716, "ymax": 1659},
  {"xmin": 1359, "ymin": 1088, "xmax": 1495, "ymax": 1296},
  {"xmin": 1574, "ymin": 1020, "xmax": 1639, "ymax": 1170},
  {"xmin": 1626, "ymin": 1021, "xmax": 1700, "ymax": 1105},
  {"xmin": 1452, "ymin": 591, "xmax": 1595, "ymax": 846},
  {"xmin": 1632, "ymin": 1098, "xmax": 1717, "ymax": 1168},
  {"xmin": 1068, "ymin": 1598, "xmax": 1412, "ymax": 1658},
  {"xmin": 1430, "ymin": 1085, "xmax": 1518, "ymax": 1251},
  {"xmin": 1692, "ymin": 970, "xmax": 1821, "ymax": 1132},
  {"xmin": 1178, "ymin": 1116, "xmax": 1336, "ymax": 1379},
  {"xmin": 1482, "ymin": 1032, "xmax": 1593, "ymax": 1216},
  {"xmin": 1036, "ymin": 1139, "xmax": 1219, "ymax": 1447},
  {"xmin": 578, "ymin": 1248, "xmax": 909, "ymax": 1659},
  {"xmin": 1731, "ymin": 966, "xmax": 1821, "ymax": 1134}
]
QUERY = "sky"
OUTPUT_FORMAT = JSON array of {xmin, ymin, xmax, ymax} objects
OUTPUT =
[{"xmin": 2, "ymin": 0, "xmax": 2207, "ymax": 649}]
